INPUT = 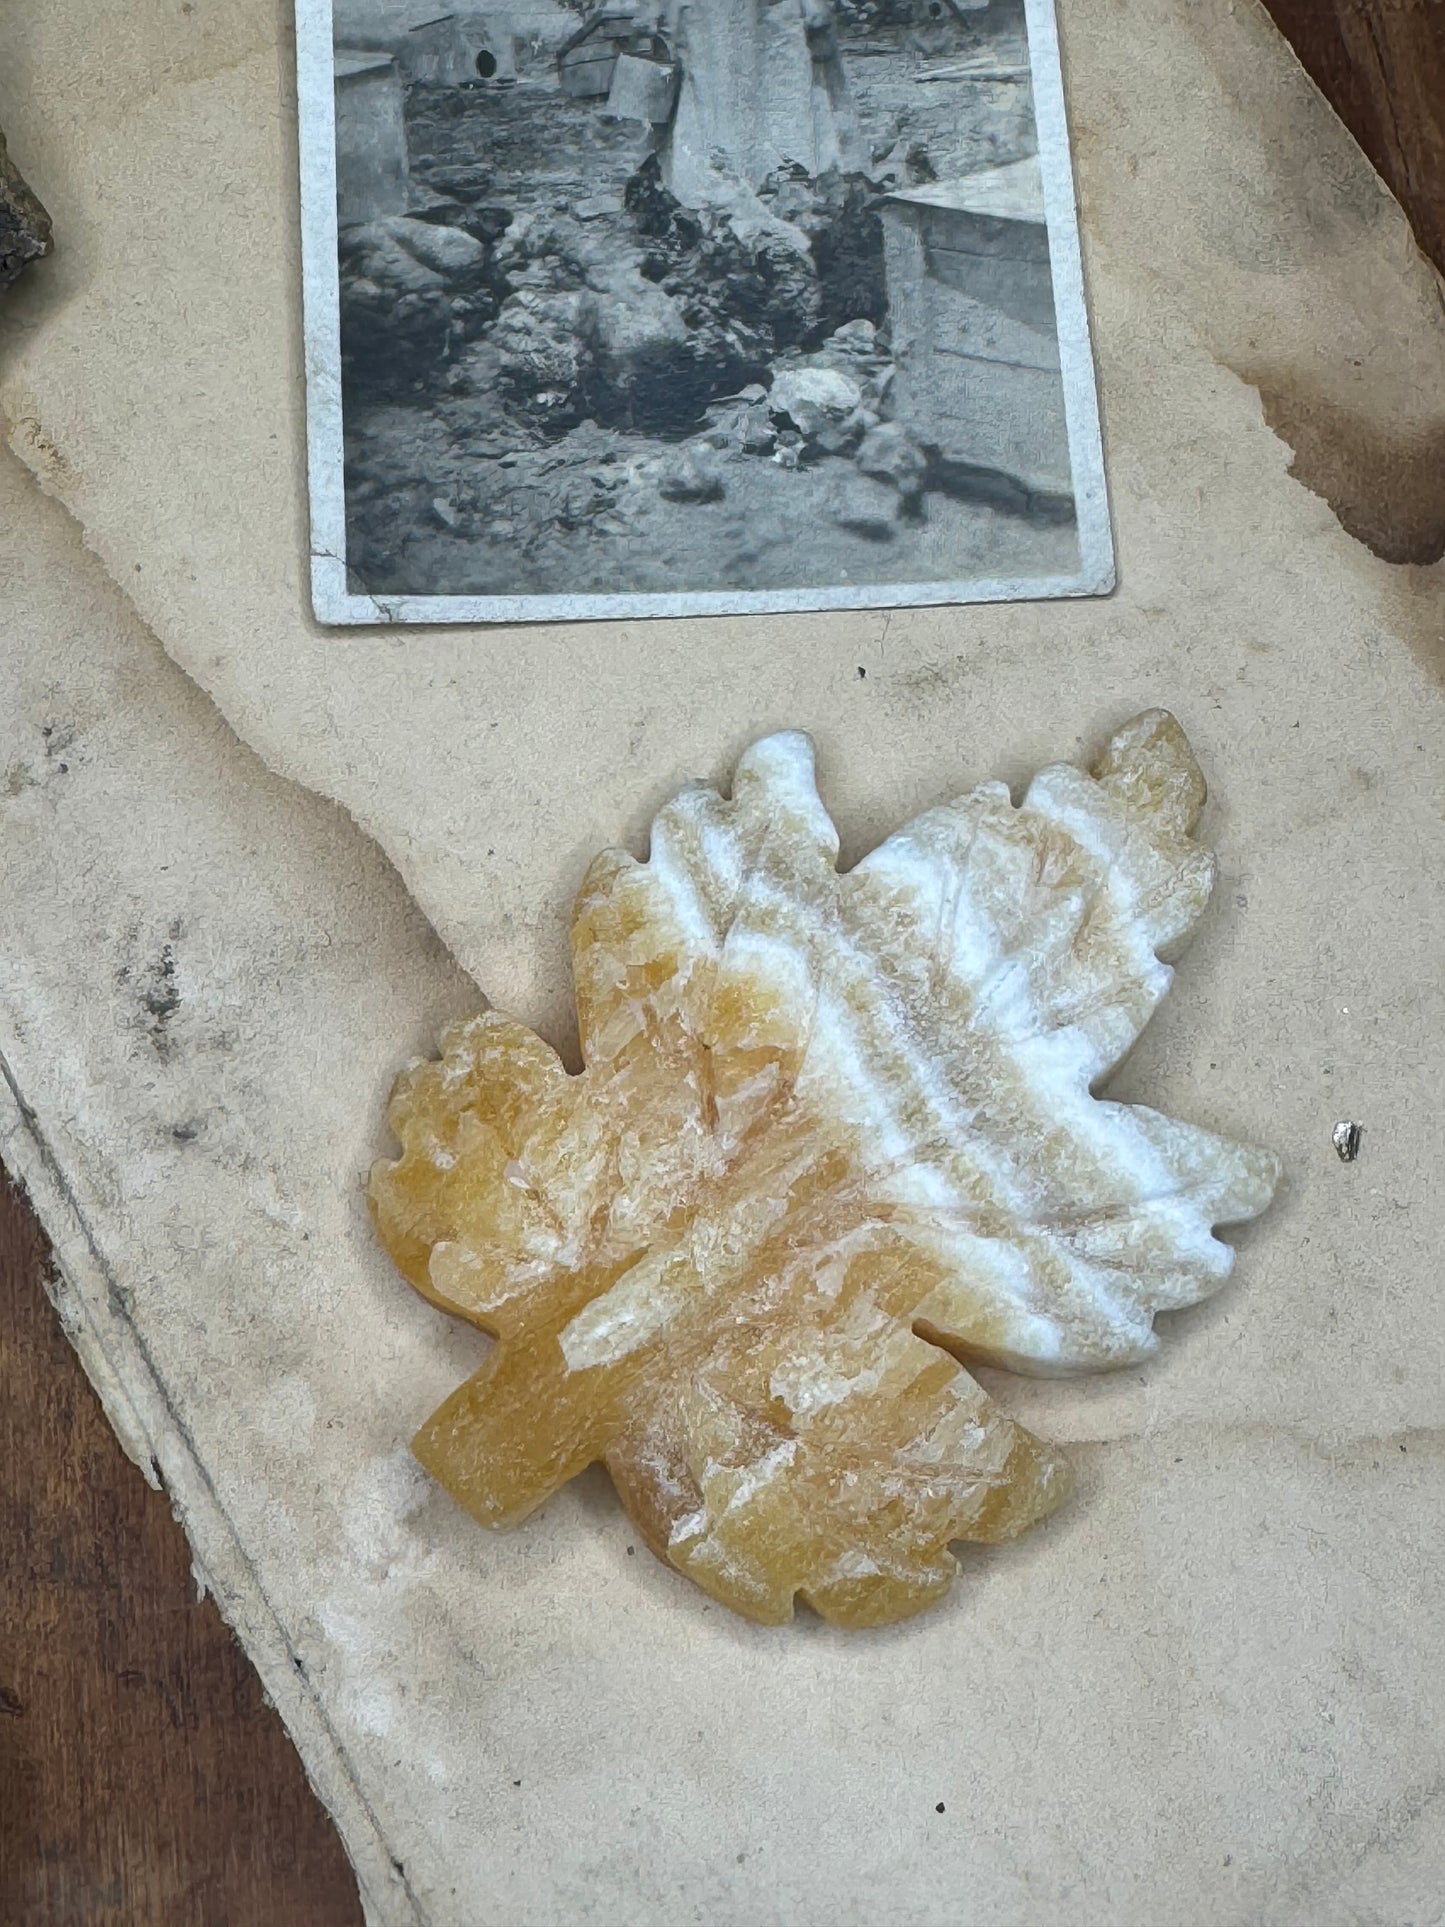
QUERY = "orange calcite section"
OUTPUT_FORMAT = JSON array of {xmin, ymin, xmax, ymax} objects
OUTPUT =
[{"xmin": 370, "ymin": 715, "xmax": 1278, "ymax": 1628}]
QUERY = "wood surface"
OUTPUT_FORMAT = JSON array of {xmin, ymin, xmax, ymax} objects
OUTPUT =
[
  {"xmin": 1, "ymin": 5, "xmax": 1441, "ymax": 1921},
  {"xmin": 1259, "ymin": 0, "xmax": 1445, "ymax": 274},
  {"xmin": 0, "ymin": 1171, "xmax": 364, "ymax": 1927}
]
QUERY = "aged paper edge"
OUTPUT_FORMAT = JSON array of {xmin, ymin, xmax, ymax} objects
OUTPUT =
[
  {"xmin": 0, "ymin": 1054, "xmax": 419, "ymax": 1927},
  {"xmin": 295, "ymin": 0, "xmax": 1116, "ymax": 626}
]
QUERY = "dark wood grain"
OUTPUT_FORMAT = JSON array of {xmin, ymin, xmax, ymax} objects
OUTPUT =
[
  {"xmin": 1260, "ymin": 0, "xmax": 1445, "ymax": 273},
  {"xmin": 0, "ymin": 1166, "xmax": 364, "ymax": 1927}
]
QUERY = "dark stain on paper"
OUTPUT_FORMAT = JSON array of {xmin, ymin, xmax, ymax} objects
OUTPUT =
[
  {"xmin": 137, "ymin": 918, "xmax": 186, "ymax": 1058},
  {"xmin": 1245, "ymin": 371, "xmax": 1445, "ymax": 566}
]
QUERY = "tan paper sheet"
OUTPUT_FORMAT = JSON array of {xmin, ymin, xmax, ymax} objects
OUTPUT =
[{"xmin": 2, "ymin": 2, "xmax": 1443, "ymax": 1922}]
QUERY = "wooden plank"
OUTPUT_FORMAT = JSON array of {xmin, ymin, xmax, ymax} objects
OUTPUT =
[
  {"xmin": 924, "ymin": 284, "xmax": 1061, "ymax": 369},
  {"xmin": 923, "ymin": 248, "xmax": 1058, "ymax": 334},
  {"xmin": 913, "ymin": 354, "xmax": 1073, "ymax": 494},
  {"xmin": 1260, "ymin": 0, "xmax": 1445, "ymax": 273},
  {"xmin": 335, "ymin": 59, "xmax": 411, "ymax": 226},
  {"xmin": 559, "ymin": 51, "xmax": 618, "ymax": 100},
  {"xmin": 0, "ymin": 1167, "xmax": 363, "ymax": 1927}
]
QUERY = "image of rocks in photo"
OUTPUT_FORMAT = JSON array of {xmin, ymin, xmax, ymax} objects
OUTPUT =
[{"xmin": 330, "ymin": 0, "xmax": 1085, "ymax": 601}]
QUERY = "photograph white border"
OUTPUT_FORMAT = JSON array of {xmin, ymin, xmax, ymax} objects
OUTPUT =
[{"xmin": 296, "ymin": 0, "xmax": 1114, "ymax": 624}]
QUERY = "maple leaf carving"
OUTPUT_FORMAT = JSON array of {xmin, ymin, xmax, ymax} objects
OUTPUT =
[{"xmin": 370, "ymin": 713, "xmax": 1280, "ymax": 1628}]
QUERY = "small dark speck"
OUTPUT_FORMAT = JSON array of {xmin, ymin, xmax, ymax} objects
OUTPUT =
[
  {"xmin": 171, "ymin": 1123, "xmax": 199, "ymax": 1144},
  {"xmin": 626, "ymin": 1545, "xmax": 635, "ymax": 1556},
  {"xmin": 58, "ymin": 763, "xmax": 69, "ymax": 774},
  {"xmin": 1174, "ymin": 1456, "xmax": 1183, "ymax": 1463},
  {"xmin": 1400, "ymin": 1443, "xmax": 1407, "ymax": 1453},
  {"xmin": 856, "ymin": 666, "xmax": 867, "ymax": 680},
  {"xmin": 1224, "ymin": 1855, "xmax": 1232, "ymax": 1867},
  {"xmin": 735, "ymin": 1852, "xmax": 746, "ymax": 1865},
  {"xmin": 513, "ymin": 1779, "xmax": 522, "ymax": 1787},
  {"xmin": 139, "ymin": 923, "xmax": 185, "ymax": 1054},
  {"xmin": 392, "ymin": 1858, "xmax": 406, "ymax": 1878},
  {"xmin": 41, "ymin": 725, "xmax": 52, "ymax": 738},
  {"xmin": 0, "ymin": 1685, "xmax": 23, "ymax": 1717},
  {"xmin": 935, "ymin": 1802, "xmax": 946, "ymax": 1814},
  {"xmin": 487, "ymin": 847, "xmax": 495, "ymax": 857}
]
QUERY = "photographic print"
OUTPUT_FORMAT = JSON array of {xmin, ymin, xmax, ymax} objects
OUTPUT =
[{"xmin": 297, "ymin": 0, "xmax": 1113, "ymax": 622}]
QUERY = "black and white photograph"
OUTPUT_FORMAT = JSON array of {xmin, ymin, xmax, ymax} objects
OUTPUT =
[{"xmin": 298, "ymin": 0, "xmax": 1112, "ymax": 621}]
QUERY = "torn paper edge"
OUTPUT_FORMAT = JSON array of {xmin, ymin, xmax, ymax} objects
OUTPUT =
[{"xmin": 0, "ymin": 1050, "xmax": 423, "ymax": 1927}]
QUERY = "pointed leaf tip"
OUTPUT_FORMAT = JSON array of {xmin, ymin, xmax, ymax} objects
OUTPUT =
[{"xmin": 1093, "ymin": 710, "xmax": 1207, "ymax": 837}]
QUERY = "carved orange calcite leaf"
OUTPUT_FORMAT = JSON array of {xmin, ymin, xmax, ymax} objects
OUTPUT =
[{"xmin": 370, "ymin": 713, "xmax": 1279, "ymax": 1628}]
